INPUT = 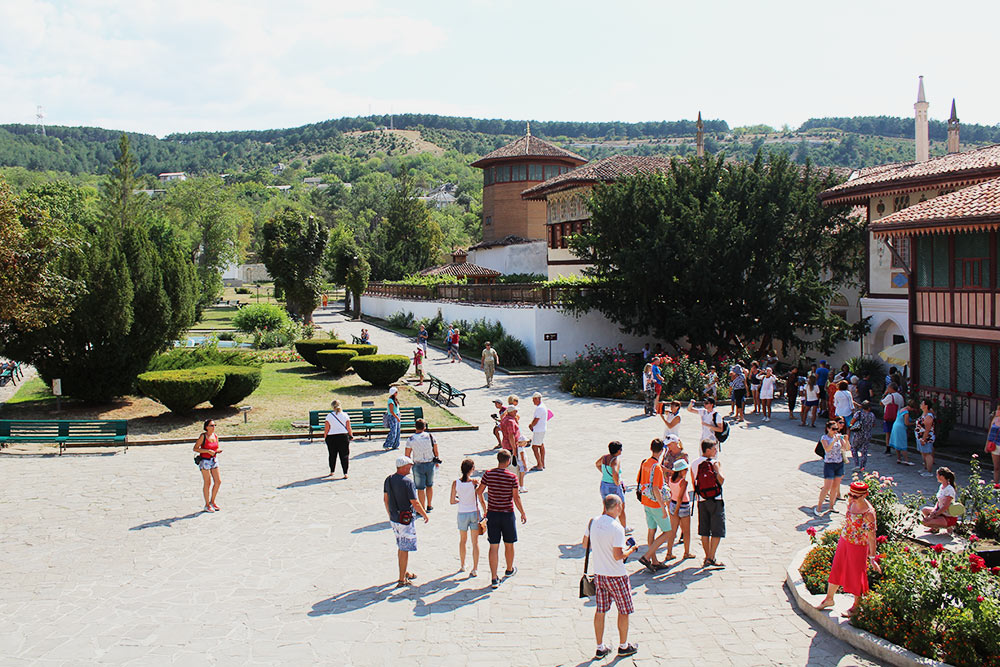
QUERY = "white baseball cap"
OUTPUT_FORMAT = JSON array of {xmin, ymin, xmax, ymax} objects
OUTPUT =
[
  {"xmin": 532, "ymin": 392, "xmax": 542, "ymax": 399},
  {"xmin": 396, "ymin": 455, "xmax": 413, "ymax": 467},
  {"xmin": 505, "ymin": 404, "xmax": 518, "ymax": 412},
  {"xmin": 389, "ymin": 386, "xmax": 398, "ymax": 396}
]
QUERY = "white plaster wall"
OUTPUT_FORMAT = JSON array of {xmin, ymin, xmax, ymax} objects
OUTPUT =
[
  {"xmin": 861, "ymin": 296, "xmax": 909, "ymax": 357},
  {"xmin": 868, "ymin": 188, "xmax": 938, "ymax": 296},
  {"xmin": 533, "ymin": 307, "xmax": 652, "ymax": 366},
  {"xmin": 466, "ymin": 241, "xmax": 548, "ymax": 276}
]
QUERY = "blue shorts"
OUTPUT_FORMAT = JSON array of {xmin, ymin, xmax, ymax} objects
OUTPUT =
[
  {"xmin": 916, "ymin": 438, "xmax": 934, "ymax": 454},
  {"xmin": 456, "ymin": 511, "xmax": 481, "ymax": 532},
  {"xmin": 486, "ymin": 510, "xmax": 517, "ymax": 544},
  {"xmin": 198, "ymin": 457, "xmax": 218, "ymax": 470},
  {"xmin": 412, "ymin": 461, "xmax": 435, "ymax": 490},
  {"xmin": 644, "ymin": 505, "xmax": 671, "ymax": 532},
  {"xmin": 823, "ymin": 461, "xmax": 845, "ymax": 479},
  {"xmin": 600, "ymin": 481, "xmax": 625, "ymax": 502}
]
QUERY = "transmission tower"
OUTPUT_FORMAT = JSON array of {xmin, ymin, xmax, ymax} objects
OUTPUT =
[{"xmin": 35, "ymin": 106, "xmax": 45, "ymax": 136}]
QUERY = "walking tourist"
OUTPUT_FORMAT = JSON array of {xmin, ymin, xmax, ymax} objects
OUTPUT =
[
  {"xmin": 594, "ymin": 441, "xmax": 628, "ymax": 531},
  {"xmin": 451, "ymin": 459, "xmax": 487, "ymax": 576},
  {"xmin": 814, "ymin": 481, "xmax": 877, "ymax": 617},
  {"xmin": 920, "ymin": 467, "xmax": 958, "ymax": 533},
  {"xmin": 703, "ymin": 366, "xmax": 718, "ymax": 401},
  {"xmin": 801, "ymin": 374, "xmax": 820, "ymax": 427},
  {"xmin": 383, "ymin": 456, "xmax": 429, "ymax": 587},
  {"xmin": 849, "ymin": 401, "xmax": 875, "ymax": 472},
  {"xmin": 785, "ymin": 366, "xmax": 800, "ymax": 419},
  {"xmin": 665, "ymin": 459, "xmax": 693, "ymax": 561},
  {"xmin": 417, "ymin": 324, "xmax": 429, "ymax": 355},
  {"xmin": 661, "ymin": 434, "xmax": 688, "ymax": 474},
  {"xmin": 193, "ymin": 419, "xmax": 222, "ymax": 513},
  {"xmin": 888, "ymin": 399, "xmax": 914, "ymax": 465},
  {"xmin": 445, "ymin": 325, "xmax": 455, "ymax": 358},
  {"xmin": 382, "ymin": 386, "xmax": 402, "ymax": 450},
  {"xmin": 881, "ymin": 383, "xmax": 905, "ymax": 454},
  {"xmin": 636, "ymin": 439, "xmax": 670, "ymax": 572},
  {"xmin": 826, "ymin": 380, "xmax": 839, "ymax": 423},
  {"xmin": 583, "ymin": 495, "xmax": 640, "ymax": 659},
  {"xmin": 481, "ymin": 341, "xmax": 499, "ymax": 387},
  {"xmin": 413, "ymin": 346, "xmax": 425, "ymax": 385},
  {"xmin": 651, "ymin": 358, "xmax": 664, "ymax": 413},
  {"xmin": 323, "ymin": 400, "xmax": 353, "ymax": 479},
  {"xmin": 833, "ymin": 380, "xmax": 856, "ymax": 445},
  {"xmin": 500, "ymin": 402, "xmax": 529, "ymax": 491},
  {"xmin": 691, "ymin": 441, "xmax": 726, "ymax": 568},
  {"xmin": 404, "ymin": 419, "xmax": 439, "ymax": 511},
  {"xmin": 816, "ymin": 360, "xmax": 831, "ymax": 394},
  {"xmin": 491, "ymin": 398, "xmax": 507, "ymax": 448},
  {"xmin": 642, "ymin": 363, "xmax": 655, "ymax": 416},
  {"xmin": 987, "ymin": 405, "xmax": 1000, "ymax": 485},
  {"xmin": 660, "ymin": 400, "xmax": 681, "ymax": 439},
  {"xmin": 757, "ymin": 367, "xmax": 777, "ymax": 421},
  {"xmin": 856, "ymin": 372, "xmax": 873, "ymax": 404},
  {"xmin": 687, "ymin": 397, "xmax": 724, "ymax": 447},
  {"xmin": 729, "ymin": 365, "xmax": 746, "ymax": 422},
  {"xmin": 815, "ymin": 420, "xmax": 848, "ymax": 516},
  {"xmin": 748, "ymin": 361, "xmax": 761, "ymax": 414},
  {"xmin": 529, "ymin": 392, "xmax": 548, "ymax": 470},
  {"xmin": 915, "ymin": 399, "xmax": 936, "ymax": 477},
  {"xmin": 477, "ymin": 450, "xmax": 527, "ymax": 589},
  {"xmin": 450, "ymin": 328, "xmax": 462, "ymax": 363}
]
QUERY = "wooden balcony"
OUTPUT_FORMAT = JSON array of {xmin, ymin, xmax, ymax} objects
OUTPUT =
[
  {"xmin": 915, "ymin": 289, "xmax": 999, "ymax": 328},
  {"xmin": 363, "ymin": 282, "xmax": 587, "ymax": 306}
]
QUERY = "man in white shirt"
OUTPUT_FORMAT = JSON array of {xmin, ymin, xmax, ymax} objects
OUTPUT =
[
  {"xmin": 529, "ymin": 392, "xmax": 548, "ymax": 471},
  {"xmin": 404, "ymin": 419, "xmax": 439, "ymax": 511},
  {"xmin": 690, "ymin": 441, "xmax": 726, "ymax": 568},
  {"xmin": 583, "ymin": 494, "xmax": 640, "ymax": 659},
  {"xmin": 687, "ymin": 397, "xmax": 725, "ymax": 446}
]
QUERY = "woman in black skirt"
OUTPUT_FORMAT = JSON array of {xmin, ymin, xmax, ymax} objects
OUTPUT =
[{"xmin": 323, "ymin": 400, "xmax": 353, "ymax": 478}]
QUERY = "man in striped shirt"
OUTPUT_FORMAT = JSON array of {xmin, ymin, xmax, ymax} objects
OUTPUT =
[{"xmin": 477, "ymin": 450, "xmax": 528, "ymax": 589}]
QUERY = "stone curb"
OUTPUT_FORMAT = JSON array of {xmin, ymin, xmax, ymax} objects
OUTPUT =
[
  {"xmin": 785, "ymin": 545, "xmax": 950, "ymax": 667},
  {"xmin": 125, "ymin": 424, "xmax": 480, "ymax": 446}
]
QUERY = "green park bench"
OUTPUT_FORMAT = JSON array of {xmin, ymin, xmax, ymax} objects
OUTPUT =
[
  {"xmin": 0, "ymin": 362, "xmax": 23, "ymax": 386},
  {"xmin": 351, "ymin": 335, "xmax": 366, "ymax": 344},
  {"xmin": 427, "ymin": 374, "xmax": 466, "ymax": 407},
  {"xmin": 0, "ymin": 419, "xmax": 128, "ymax": 455},
  {"xmin": 308, "ymin": 406, "xmax": 424, "ymax": 440}
]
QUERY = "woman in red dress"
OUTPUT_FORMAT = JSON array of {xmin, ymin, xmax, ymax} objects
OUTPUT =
[{"xmin": 815, "ymin": 481, "xmax": 877, "ymax": 616}]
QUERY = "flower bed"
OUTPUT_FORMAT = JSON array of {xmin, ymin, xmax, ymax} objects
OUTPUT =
[{"xmin": 799, "ymin": 470, "xmax": 1000, "ymax": 667}]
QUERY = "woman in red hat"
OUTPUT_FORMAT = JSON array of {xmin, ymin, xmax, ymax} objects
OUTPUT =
[{"xmin": 815, "ymin": 481, "xmax": 877, "ymax": 616}]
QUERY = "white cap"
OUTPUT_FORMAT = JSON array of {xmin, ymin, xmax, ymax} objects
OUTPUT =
[
  {"xmin": 663, "ymin": 434, "xmax": 681, "ymax": 444},
  {"xmin": 532, "ymin": 392, "xmax": 542, "ymax": 399},
  {"xmin": 396, "ymin": 455, "xmax": 413, "ymax": 467},
  {"xmin": 389, "ymin": 386, "xmax": 398, "ymax": 396},
  {"xmin": 505, "ymin": 404, "xmax": 518, "ymax": 412}
]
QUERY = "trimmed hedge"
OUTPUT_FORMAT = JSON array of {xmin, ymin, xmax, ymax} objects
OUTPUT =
[
  {"xmin": 147, "ymin": 347, "xmax": 262, "ymax": 371},
  {"xmin": 201, "ymin": 365, "xmax": 263, "ymax": 408},
  {"xmin": 137, "ymin": 368, "xmax": 225, "ymax": 414},
  {"xmin": 295, "ymin": 339, "xmax": 344, "ymax": 366},
  {"xmin": 351, "ymin": 354, "xmax": 411, "ymax": 387},
  {"xmin": 316, "ymin": 349, "xmax": 359, "ymax": 375},
  {"xmin": 340, "ymin": 343, "xmax": 378, "ymax": 356}
]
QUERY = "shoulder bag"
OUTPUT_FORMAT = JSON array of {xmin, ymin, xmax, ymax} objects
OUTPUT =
[
  {"xmin": 815, "ymin": 439, "xmax": 826, "ymax": 458},
  {"xmin": 713, "ymin": 412, "xmax": 730, "ymax": 443},
  {"xmin": 388, "ymin": 476, "xmax": 413, "ymax": 525},
  {"xmin": 579, "ymin": 518, "xmax": 596, "ymax": 598}
]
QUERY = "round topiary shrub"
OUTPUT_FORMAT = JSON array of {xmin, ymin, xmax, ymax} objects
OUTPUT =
[
  {"xmin": 295, "ymin": 339, "xmax": 344, "ymax": 366},
  {"xmin": 200, "ymin": 365, "xmax": 263, "ymax": 408},
  {"xmin": 351, "ymin": 354, "xmax": 411, "ymax": 387},
  {"xmin": 316, "ymin": 349, "xmax": 359, "ymax": 375},
  {"xmin": 339, "ymin": 343, "xmax": 378, "ymax": 356},
  {"xmin": 137, "ymin": 368, "xmax": 226, "ymax": 414},
  {"xmin": 232, "ymin": 303, "xmax": 291, "ymax": 334}
]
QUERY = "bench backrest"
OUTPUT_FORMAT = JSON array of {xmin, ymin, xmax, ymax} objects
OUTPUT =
[
  {"xmin": 0, "ymin": 419, "xmax": 127, "ymax": 438},
  {"xmin": 309, "ymin": 406, "xmax": 424, "ymax": 427}
]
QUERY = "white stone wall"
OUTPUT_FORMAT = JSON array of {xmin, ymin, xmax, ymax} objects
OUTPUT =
[
  {"xmin": 861, "ymin": 296, "xmax": 909, "ymax": 357},
  {"xmin": 466, "ymin": 241, "xmax": 548, "ymax": 276}
]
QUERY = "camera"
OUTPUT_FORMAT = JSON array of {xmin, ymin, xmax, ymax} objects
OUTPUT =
[
  {"xmin": 625, "ymin": 537, "xmax": 636, "ymax": 548},
  {"xmin": 432, "ymin": 457, "xmax": 443, "ymax": 465}
]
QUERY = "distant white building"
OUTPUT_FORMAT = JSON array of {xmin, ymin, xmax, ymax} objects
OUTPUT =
[
  {"xmin": 222, "ymin": 263, "xmax": 272, "ymax": 286},
  {"xmin": 158, "ymin": 172, "xmax": 187, "ymax": 182}
]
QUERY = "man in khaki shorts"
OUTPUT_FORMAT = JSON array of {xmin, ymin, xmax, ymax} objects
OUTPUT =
[{"xmin": 529, "ymin": 392, "xmax": 548, "ymax": 471}]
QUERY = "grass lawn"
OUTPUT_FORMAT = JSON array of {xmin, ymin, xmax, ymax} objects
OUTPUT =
[
  {"xmin": 193, "ymin": 306, "xmax": 239, "ymax": 331},
  {"xmin": 1, "ymin": 361, "xmax": 466, "ymax": 441}
]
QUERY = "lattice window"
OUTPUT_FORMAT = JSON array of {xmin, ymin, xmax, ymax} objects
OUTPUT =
[
  {"xmin": 920, "ymin": 339, "xmax": 952, "ymax": 390},
  {"xmin": 890, "ymin": 236, "xmax": 911, "ymax": 269},
  {"xmin": 917, "ymin": 236, "xmax": 949, "ymax": 288},
  {"xmin": 956, "ymin": 343, "xmax": 992, "ymax": 396}
]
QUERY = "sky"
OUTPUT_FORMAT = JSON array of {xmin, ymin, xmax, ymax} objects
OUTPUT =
[{"xmin": 1, "ymin": 0, "xmax": 997, "ymax": 137}]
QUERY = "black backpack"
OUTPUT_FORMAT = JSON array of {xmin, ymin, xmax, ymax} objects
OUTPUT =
[{"xmin": 713, "ymin": 412, "xmax": 730, "ymax": 443}]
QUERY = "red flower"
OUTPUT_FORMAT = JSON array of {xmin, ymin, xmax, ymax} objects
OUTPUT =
[
  {"xmin": 903, "ymin": 546, "xmax": 911, "ymax": 553},
  {"xmin": 970, "ymin": 534, "xmax": 979, "ymax": 542},
  {"xmin": 977, "ymin": 595, "xmax": 985, "ymax": 602},
  {"xmin": 967, "ymin": 584, "xmax": 974, "ymax": 591},
  {"xmin": 806, "ymin": 527, "xmax": 817, "ymax": 537},
  {"xmin": 994, "ymin": 483, "xmax": 1000, "ymax": 489},
  {"xmin": 955, "ymin": 566, "xmax": 964, "ymax": 572},
  {"xmin": 993, "ymin": 566, "xmax": 1000, "ymax": 575},
  {"xmin": 876, "ymin": 535, "xmax": 887, "ymax": 544},
  {"xmin": 929, "ymin": 559, "xmax": 938, "ymax": 568},
  {"xmin": 932, "ymin": 544, "xmax": 944, "ymax": 554}
]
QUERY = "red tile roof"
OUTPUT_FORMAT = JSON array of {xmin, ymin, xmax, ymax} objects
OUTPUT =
[
  {"xmin": 521, "ymin": 155, "xmax": 672, "ymax": 199},
  {"xmin": 418, "ymin": 262, "xmax": 501, "ymax": 278},
  {"xmin": 470, "ymin": 134, "xmax": 586, "ymax": 168},
  {"xmin": 820, "ymin": 144, "xmax": 1000, "ymax": 204},
  {"xmin": 870, "ymin": 176, "xmax": 1000, "ymax": 236}
]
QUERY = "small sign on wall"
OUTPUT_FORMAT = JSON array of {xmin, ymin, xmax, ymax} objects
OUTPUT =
[{"xmin": 544, "ymin": 333, "xmax": 558, "ymax": 341}]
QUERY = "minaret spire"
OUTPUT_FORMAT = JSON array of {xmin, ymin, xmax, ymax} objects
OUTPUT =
[
  {"xmin": 947, "ymin": 98, "xmax": 960, "ymax": 154},
  {"xmin": 526, "ymin": 120, "xmax": 531, "ymax": 137},
  {"xmin": 914, "ymin": 76, "xmax": 929, "ymax": 163},
  {"xmin": 695, "ymin": 111, "xmax": 705, "ymax": 158}
]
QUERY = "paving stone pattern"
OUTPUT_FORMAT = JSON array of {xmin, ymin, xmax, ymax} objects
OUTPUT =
[{"xmin": 4, "ymin": 310, "xmax": 968, "ymax": 665}]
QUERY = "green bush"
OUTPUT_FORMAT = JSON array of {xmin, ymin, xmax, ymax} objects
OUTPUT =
[
  {"xmin": 295, "ymin": 339, "xmax": 344, "ymax": 366},
  {"xmin": 147, "ymin": 347, "xmax": 263, "ymax": 371},
  {"xmin": 232, "ymin": 303, "xmax": 291, "ymax": 333},
  {"xmin": 446, "ymin": 317, "xmax": 529, "ymax": 366},
  {"xmin": 234, "ymin": 286, "xmax": 252, "ymax": 294},
  {"xmin": 316, "ymin": 349, "xmax": 358, "ymax": 375},
  {"xmin": 137, "ymin": 368, "xmax": 225, "ymax": 413},
  {"xmin": 351, "ymin": 354, "xmax": 411, "ymax": 387},
  {"xmin": 387, "ymin": 311, "xmax": 416, "ymax": 328},
  {"xmin": 414, "ymin": 312, "xmax": 444, "ymax": 339},
  {"xmin": 200, "ymin": 365, "xmax": 263, "ymax": 407},
  {"xmin": 846, "ymin": 355, "xmax": 886, "ymax": 394},
  {"xmin": 559, "ymin": 344, "xmax": 637, "ymax": 398},
  {"xmin": 340, "ymin": 343, "xmax": 378, "ymax": 356}
]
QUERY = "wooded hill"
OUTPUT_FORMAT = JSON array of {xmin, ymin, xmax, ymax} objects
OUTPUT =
[{"xmin": 1, "ymin": 113, "xmax": 998, "ymax": 176}]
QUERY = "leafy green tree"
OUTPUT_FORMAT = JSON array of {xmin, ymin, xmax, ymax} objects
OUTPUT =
[
  {"xmin": 568, "ymin": 153, "xmax": 867, "ymax": 357},
  {"xmin": 261, "ymin": 207, "xmax": 327, "ymax": 322},
  {"xmin": 325, "ymin": 226, "xmax": 371, "ymax": 319},
  {"xmin": 369, "ymin": 174, "xmax": 443, "ymax": 280}
]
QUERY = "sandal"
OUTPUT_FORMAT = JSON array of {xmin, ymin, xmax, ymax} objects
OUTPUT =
[
  {"xmin": 814, "ymin": 600, "xmax": 834, "ymax": 611},
  {"xmin": 405, "ymin": 572, "xmax": 416, "ymax": 581},
  {"xmin": 396, "ymin": 580, "xmax": 413, "ymax": 588},
  {"xmin": 204, "ymin": 505, "xmax": 215, "ymax": 513}
]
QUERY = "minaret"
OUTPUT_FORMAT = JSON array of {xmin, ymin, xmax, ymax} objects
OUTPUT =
[
  {"xmin": 947, "ymin": 99, "xmax": 960, "ymax": 154},
  {"xmin": 695, "ymin": 111, "xmax": 705, "ymax": 158},
  {"xmin": 914, "ymin": 76, "xmax": 929, "ymax": 163}
]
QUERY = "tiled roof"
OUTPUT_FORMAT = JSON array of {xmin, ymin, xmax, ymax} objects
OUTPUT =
[
  {"xmin": 418, "ymin": 262, "xmax": 501, "ymax": 278},
  {"xmin": 820, "ymin": 144, "xmax": 1000, "ymax": 203},
  {"xmin": 870, "ymin": 176, "xmax": 1000, "ymax": 236},
  {"xmin": 470, "ymin": 135, "xmax": 586, "ymax": 168},
  {"xmin": 467, "ymin": 235, "xmax": 540, "ymax": 250},
  {"xmin": 521, "ymin": 155, "xmax": 672, "ymax": 199}
]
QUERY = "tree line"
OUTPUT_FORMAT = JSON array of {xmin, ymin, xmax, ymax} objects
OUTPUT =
[{"xmin": 798, "ymin": 115, "xmax": 1000, "ymax": 144}]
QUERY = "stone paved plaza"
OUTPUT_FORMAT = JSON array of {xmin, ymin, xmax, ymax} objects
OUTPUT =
[{"xmin": 5, "ymin": 312, "xmax": 970, "ymax": 666}]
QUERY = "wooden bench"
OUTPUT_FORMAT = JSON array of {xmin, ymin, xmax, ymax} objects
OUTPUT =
[
  {"xmin": 0, "ymin": 419, "xmax": 128, "ymax": 455},
  {"xmin": 308, "ymin": 406, "xmax": 424, "ymax": 440},
  {"xmin": 427, "ymin": 374, "xmax": 466, "ymax": 406}
]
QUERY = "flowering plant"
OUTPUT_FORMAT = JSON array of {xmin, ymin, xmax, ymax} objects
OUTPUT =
[{"xmin": 558, "ymin": 344, "xmax": 637, "ymax": 399}]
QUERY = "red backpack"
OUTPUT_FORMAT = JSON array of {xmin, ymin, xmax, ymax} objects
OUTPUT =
[
  {"xmin": 883, "ymin": 394, "xmax": 901, "ymax": 422},
  {"xmin": 694, "ymin": 460, "xmax": 722, "ymax": 499}
]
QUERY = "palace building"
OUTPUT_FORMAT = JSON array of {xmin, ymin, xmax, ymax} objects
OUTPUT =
[{"xmin": 820, "ymin": 77, "xmax": 1000, "ymax": 430}]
